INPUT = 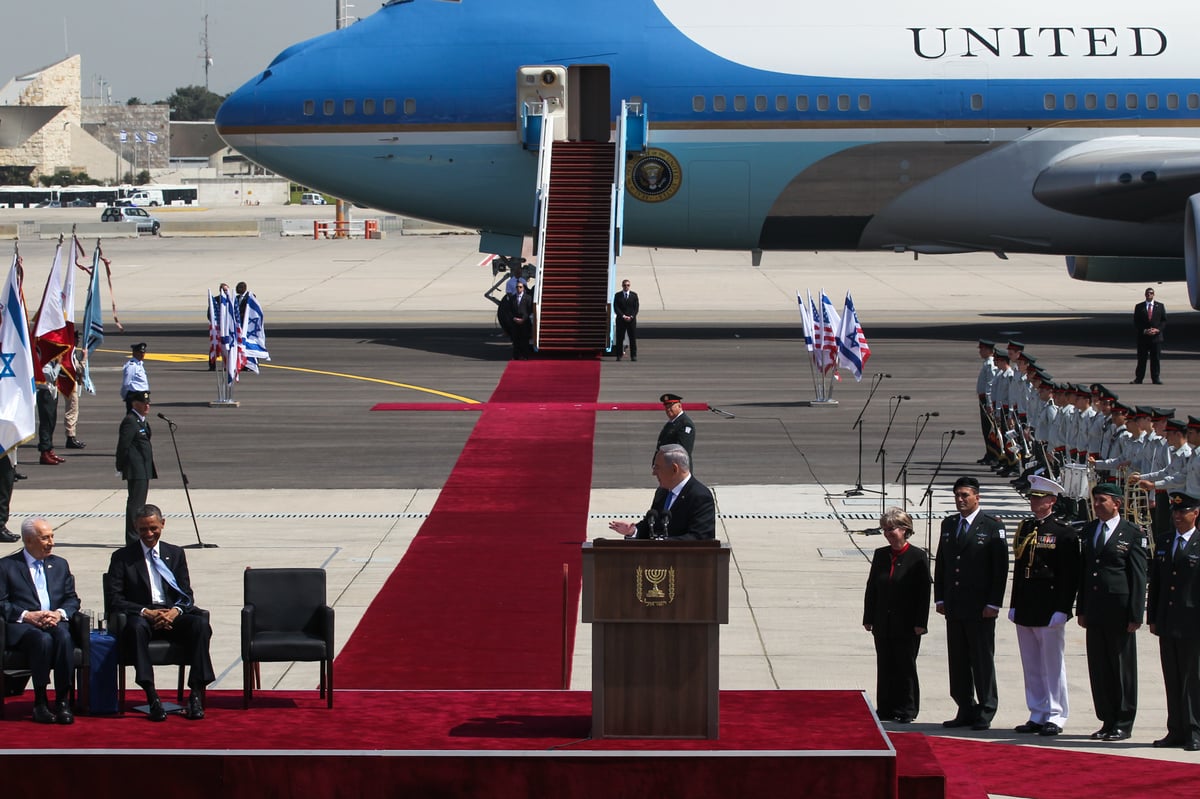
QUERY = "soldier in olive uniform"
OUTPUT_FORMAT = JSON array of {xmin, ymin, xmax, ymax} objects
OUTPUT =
[
  {"xmin": 1077, "ymin": 482, "xmax": 1148, "ymax": 742},
  {"xmin": 1148, "ymin": 491, "xmax": 1200, "ymax": 751},
  {"xmin": 1009, "ymin": 475, "xmax": 1081, "ymax": 736},
  {"xmin": 656, "ymin": 393, "xmax": 695, "ymax": 465}
]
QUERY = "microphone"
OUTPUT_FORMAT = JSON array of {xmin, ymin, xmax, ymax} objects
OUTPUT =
[
  {"xmin": 921, "ymin": 411, "xmax": 940, "ymax": 418},
  {"xmin": 881, "ymin": 373, "xmax": 891, "ymax": 378},
  {"xmin": 656, "ymin": 511, "xmax": 672, "ymax": 540},
  {"xmin": 157, "ymin": 413, "xmax": 176, "ymax": 425},
  {"xmin": 892, "ymin": 395, "xmax": 911, "ymax": 400},
  {"xmin": 952, "ymin": 429, "xmax": 966, "ymax": 435},
  {"xmin": 643, "ymin": 508, "xmax": 658, "ymax": 531}
]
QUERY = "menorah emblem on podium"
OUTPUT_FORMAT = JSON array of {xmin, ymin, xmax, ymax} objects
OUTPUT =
[{"xmin": 636, "ymin": 566, "xmax": 676, "ymax": 606}]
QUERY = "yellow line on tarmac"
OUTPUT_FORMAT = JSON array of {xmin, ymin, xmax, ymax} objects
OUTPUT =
[{"xmin": 100, "ymin": 350, "xmax": 481, "ymax": 404}]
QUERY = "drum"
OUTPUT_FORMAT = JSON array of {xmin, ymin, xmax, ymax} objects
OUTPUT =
[{"xmin": 1061, "ymin": 463, "xmax": 1089, "ymax": 499}]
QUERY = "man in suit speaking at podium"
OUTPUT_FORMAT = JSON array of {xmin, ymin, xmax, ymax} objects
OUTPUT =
[{"xmin": 608, "ymin": 444, "xmax": 715, "ymax": 540}]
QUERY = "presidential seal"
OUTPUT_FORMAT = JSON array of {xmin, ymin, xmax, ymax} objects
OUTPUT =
[{"xmin": 627, "ymin": 149, "xmax": 682, "ymax": 203}]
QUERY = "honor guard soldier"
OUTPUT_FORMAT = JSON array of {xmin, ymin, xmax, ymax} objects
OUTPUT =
[
  {"xmin": 656, "ymin": 393, "xmax": 695, "ymax": 465},
  {"xmin": 1009, "ymin": 476, "xmax": 1081, "ymax": 736},
  {"xmin": 1148, "ymin": 491, "xmax": 1200, "ymax": 751},
  {"xmin": 975, "ymin": 339, "xmax": 998, "ymax": 466}
]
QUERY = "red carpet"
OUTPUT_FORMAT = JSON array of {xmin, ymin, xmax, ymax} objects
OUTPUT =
[{"xmin": 338, "ymin": 360, "xmax": 601, "ymax": 689}]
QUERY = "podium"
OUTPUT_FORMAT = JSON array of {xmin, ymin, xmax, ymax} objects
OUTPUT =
[{"xmin": 581, "ymin": 539, "xmax": 730, "ymax": 739}]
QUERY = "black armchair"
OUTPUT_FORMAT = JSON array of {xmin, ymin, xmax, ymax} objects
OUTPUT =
[
  {"xmin": 242, "ymin": 568, "xmax": 334, "ymax": 708},
  {"xmin": 102, "ymin": 573, "xmax": 209, "ymax": 711},
  {"xmin": 0, "ymin": 611, "xmax": 90, "ymax": 718}
]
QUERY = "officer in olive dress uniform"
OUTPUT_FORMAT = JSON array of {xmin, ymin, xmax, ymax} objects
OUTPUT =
[
  {"xmin": 1148, "ymin": 491, "xmax": 1200, "ymax": 751},
  {"xmin": 1077, "ymin": 482, "xmax": 1148, "ymax": 742},
  {"xmin": 935, "ymin": 476, "xmax": 1009, "ymax": 730},
  {"xmin": 656, "ymin": 393, "xmax": 695, "ymax": 465},
  {"xmin": 1009, "ymin": 475, "xmax": 1081, "ymax": 736}
]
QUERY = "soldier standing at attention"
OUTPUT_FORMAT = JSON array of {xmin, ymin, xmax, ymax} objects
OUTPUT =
[{"xmin": 656, "ymin": 393, "xmax": 695, "ymax": 465}]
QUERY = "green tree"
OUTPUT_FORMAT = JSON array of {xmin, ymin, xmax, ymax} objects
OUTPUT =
[
  {"xmin": 126, "ymin": 97, "xmax": 143, "ymax": 106},
  {"xmin": 167, "ymin": 85, "xmax": 227, "ymax": 121}
]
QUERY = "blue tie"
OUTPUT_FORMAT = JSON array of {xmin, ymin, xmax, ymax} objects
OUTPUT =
[
  {"xmin": 664, "ymin": 490, "xmax": 676, "ymax": 511},
  {"xmin": 150, "ymin": 550, "xmax": 189, "ymax": 605},
  {"xmin": 33, "ymin": 560, "xmax": 50, "ymax": 612}
]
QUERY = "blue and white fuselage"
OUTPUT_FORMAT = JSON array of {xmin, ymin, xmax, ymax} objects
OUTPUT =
[{"xmin": 216, "ymin": 0, "xmax": 1200, "ymax": 304}]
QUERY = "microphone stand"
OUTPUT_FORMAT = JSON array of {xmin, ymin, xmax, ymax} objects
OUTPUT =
[
  {"xmin": 921, "ymin": 430, "xmax": 965, "ymax": 555},
  {"xmin": 896, "ymin": 412, "xmax": 939, "ymax": 508},
  {"xmin": 846, "ymin": 373, "xmax": 887, "ymax": 497},
  {"xmin": 160, "ymin": 416, "xmax": 218, "ymax": 549},
  {"xmin": 875, "ymin": 396, "xmax": 907, "ymax": 516}
]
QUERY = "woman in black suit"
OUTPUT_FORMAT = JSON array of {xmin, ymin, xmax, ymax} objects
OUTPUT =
[{"xmin": 863, "ymin": 507, "xmax": 931, "ymax": 723}]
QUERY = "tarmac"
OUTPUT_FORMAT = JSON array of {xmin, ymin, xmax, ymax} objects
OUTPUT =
[{"xmin": 4, "ymin": 203, "xmax": 1200, "ymax": 778}]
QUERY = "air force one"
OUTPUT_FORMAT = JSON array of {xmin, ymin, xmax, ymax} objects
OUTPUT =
[{"xmin": 215, "ymin": 0, "xmax": 1200, "ymax": 323}]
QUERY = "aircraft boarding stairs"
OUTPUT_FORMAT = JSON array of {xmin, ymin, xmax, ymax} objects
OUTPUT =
[{"xmin": 524, "ymin": 101, "xmax": 645, "ymax": 353}]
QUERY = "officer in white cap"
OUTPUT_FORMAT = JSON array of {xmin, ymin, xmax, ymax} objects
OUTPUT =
[{"xmin": 1010, "ymin": 474, "xmax": 1081, "ymax": 736}]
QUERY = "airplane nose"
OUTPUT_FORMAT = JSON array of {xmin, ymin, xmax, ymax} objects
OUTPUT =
[{"xmin": 215, "ymin": 80, "xmax": 258, "ymax": 161}]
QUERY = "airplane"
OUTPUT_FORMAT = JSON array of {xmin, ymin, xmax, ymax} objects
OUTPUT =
[{"xmin": 215, "ymin": 0, "xmax": 1200, "ymax": 310}]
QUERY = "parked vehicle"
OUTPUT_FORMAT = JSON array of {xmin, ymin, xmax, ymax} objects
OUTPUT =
[
  {"xmin": 100, "ymin": 206, "xmax": 160, "ymax": 235},
  {"xmin": 126, "ymin": 189, "xmax": 164, "ymax": 207},
  {"xmin": 300, "ymin": 192, "xmax": 327, "ymax": 205}
]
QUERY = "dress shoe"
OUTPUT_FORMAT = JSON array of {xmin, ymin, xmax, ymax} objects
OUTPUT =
[
  {"xmin": 1038, "ymin": 723, "xmax": 1062, "ymax": 737},
  {"xmin": 1184, "ymin": 738, "xmax": 1200, "ymax": 752},
  {"xmin": 0, "ymin": 527, "xmax": 19, "ymax": 543},
  {"xmin": 38, "ymin": 451, "xmax": 61, "ymax": 466},
  {"xmin": 65, "ymin": 437, "xmax": 86, "ymax": 449},
  {"xmin": 1130, "ymin": 380, "xmax": 1143, "ymax": 384},
  {"xmin": 54, "ymin": 701, "xmax": 74, "ymax": 725},
  {"xmin": 1153, "ymin": 380, "xmax": 1163, "ymax": 385},
  {"xmin": 1014, "ymin": 721, "xmax": 1044, "ymax": 734},
  {"xmin": 1154, "ymin": 734, "xmax": 1186, "ymax": 748},
  {"xmin": 13, "ymin": 471, "xmax": 26, "ymax": 480},
  {"xmin": 1103, "ymin": 728, "xmax": 1132, "ymax": 741},
  {"xmin": 971, "ymin": 720, "xmax": 992, "ymax": 731},
  {"xmin": 942, "ymin": 717, "xmax": 971, "ymax": 728},
  {"xmin": 892, "ymin": 715, "xmax": 914, "ymax": 724},
  {"xmin": 31, "ymin": 703, "xmax": 55, "ymax": 724},
  {"xmin": 185, "ymin": 693, "xmax": 205, "ymax": 720},
  {"xmin": 1090, "ymin": 726, "xmax": 1114, "ymax": 740},
  {"xmin": 147, "ymin": 698, "xmax": 167, "ymax": 722},
  {"xmin": 631, "ymin": 356, "xmax": 637, "ymax": 361},
  {"xmin": 615, "ymin": 355, "xmax": 622, "ymax": 361}
]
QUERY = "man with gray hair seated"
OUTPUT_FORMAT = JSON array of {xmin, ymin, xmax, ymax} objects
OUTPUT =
[{"xmin": 608, "ymin": 444, "xmax": 715, "ymax": 540}]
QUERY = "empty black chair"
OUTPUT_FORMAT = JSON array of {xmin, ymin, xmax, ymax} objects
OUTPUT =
[
  {"xmin": 102, "ymin": 573, "xmax": 208, "ymax": 711},
  {"xmin": 0, "ymin": 612, "xmax": 90, "ymax": 718},
  {"xmin": 242, "ymin": 568, "xmax": 334, "ymax": 708}
]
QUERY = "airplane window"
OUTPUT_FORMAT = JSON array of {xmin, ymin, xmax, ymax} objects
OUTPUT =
[
  {"xmin": 1044, "ymin": 94, "xmax": 1056, "ymax": 111},
  {"xmin": 693, "ymin": 96, "xmax": 705, "ymax": 112},
  {"xmin": 364, "ymin": 99, "xmax": 376, "ymax": 115},
  {"xmin": 1084, "ymin": 94, "xmax": 1097, "ymax": 110},
  {"xmin": 796, "ymin": 96, "xmax": 809, "ymax": 112},
  {"xmin": 734, "ymin": 95, "xmax": 747, "ymax": 112},
  {"xmin": 1146, "ymin": 94, "xmax": 1159, "ymax": 111},
  {"xmin": 383, "ymin": 98, "xmax": 396, "ymax": 114},
  {"xmin": 755, "ymin": 95, "xmax": 767, "ymax": 112},
  {"xmin": 1125, "ymin": 94, "xmax": 1138, "ymax": 110},
  {"xmin": 776, "ymin": 95, "xmax": 788, "ymax": 112},
  {"xmin": 817, "ymin": 95, "xmax": 830, "ymax": 111},
  {"xmin": 343, "ymin": 99, "xmax": 355, "ymax": 115},
  {"xmin": 970, "ymin": 94, "xmax": 983, "ymax": 111},
  {"xmin": 1188, "ymin": 94, "xmax": 1199, "ymax": 110},
  {"xmin": 858, "ymin": 95, "xmax": 870, "ymax": 111},
  {"xmin": 323, "ymin": 99, "xmax": 335, "ymax": 116},
  {"xmin": 837, "ymin": 95, "xmax": 850, "ymax": 111},
  {"xmin": 1167, "ymin": 94, "xmax": 1179, "ymax": 110},
  {"xmin": 1064, "ymin": 94, "xmax": 1077, "ymax": 111},
  {"xmin": 303, "ymin": 100, "xmax": 315, "ymax": 116},
  {"xmin": 404, "ymin": 98, "xmax": 416, "ymax": 115},
  {"xmin": 714, "ymin": 95, "xmax": 727, "ymax": 112},
  {"xmin": 1105, "ymin": 94, "xmax": 1117, "ymax": 110}
]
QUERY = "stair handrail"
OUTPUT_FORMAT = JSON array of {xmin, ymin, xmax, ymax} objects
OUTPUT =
[{"xmin": 531, "ymin": 104, "xmax": 555, "ymax": 348}]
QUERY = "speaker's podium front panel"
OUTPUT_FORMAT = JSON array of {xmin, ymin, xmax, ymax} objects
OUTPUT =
[{"xmin": 581, "ymin": 540, "xmax": 730, "ymax": 739}]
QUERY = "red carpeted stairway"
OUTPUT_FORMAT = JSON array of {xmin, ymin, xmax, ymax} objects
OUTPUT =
[{"xmin": 536, "ymin": 141, "xmax": 614, "ymax": 351}]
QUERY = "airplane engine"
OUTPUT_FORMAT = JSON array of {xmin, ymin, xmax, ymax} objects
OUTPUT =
[
  {"xmin": 1186, "ymin": 194, "xmax": 1200, "ymax": 310},
  {"xmin": 1065, "ymin": 255, "xmax": 1185, "ymax": 285}
]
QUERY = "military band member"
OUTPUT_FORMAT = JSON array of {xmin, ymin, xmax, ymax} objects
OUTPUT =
[
  {"xmin": 1135, "ymin": 418, "xmax": 1190, "ymax": 538},
  {"xmin": 1078, "ymin": 482, "xmax": 1148, "ymax": 742},
  {"xmin": 1148, "ymin": 491, "xmax": 1200, "ymax": 751},
  {"xmin": 935, "ymin": 476, "xmax": 1008, "ymax": 730},
  {"xmin": 976, "ymin": 339, "xmax": 999, "ymax": 466},
  {"xmin": 1009, "ymin": 476, "xmax": 1081, "ymax": 736}
]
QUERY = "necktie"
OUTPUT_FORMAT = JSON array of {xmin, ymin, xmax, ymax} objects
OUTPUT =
[
  {"xmin": 664, "ymin": 490, "xmax": 676, "ymax": 511},
  {"xmin": 1176, "ymin": 535, "xmax": 1188, "ymax": 562},
  {"xmin": 957, "ymin": 517, "xmax": 968, "ymax": 542},
  {"xmin": 1095, "ymin": 521, "xmax": 1106, "ymax": 550},
  {"xmin": 33, "ymin": 560, "xmax": 50, "ymax": 612},
  {"xmin": 150, "ymin": 550, "xmax": 188, "ymax": 604}
]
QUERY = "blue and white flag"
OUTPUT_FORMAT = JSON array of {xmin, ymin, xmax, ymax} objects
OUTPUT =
[
  {"xmin": 218, "ymin": 287, "xmax": 242, "ymax": 384},
  {"xmin": 146, "ymin": 131, "xmax": 159, "ymax": 144},
  {"xmin": 119, "ymin": 129, "xmax": 127, "ymax": 143},
  {"xmin": 796, "ymin": 291, "xmax": 814, "ymax": 353},
  {"xmin": 79, "ymin": 243, "xmax": 105, "ymax": 393},
  {"xmin": 241, "ymin": 291, "xmax": 270, "ymax": 374},
  {"xmin": 836, "ymin": 291, "xmax": 871, "ymax": 381},
  {"xmin": 134, "ymin": 132, "xmax": 142, "ymax": 144},
  {"xmin": 1, "ymin": 255, "xmax": 36, "ymax": 459}
]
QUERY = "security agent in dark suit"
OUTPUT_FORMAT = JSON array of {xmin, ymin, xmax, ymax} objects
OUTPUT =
[
  {"xmin": 613, "ymin": 279, "xmax": 639, "ymax": 361},
  {"xmin": 1133, "ymin": 286, "xmax": 1166, "ymax": 384},
  {"xmin": 0, "ymin": 518, "xmax": 80, "ymax": 724},
  {"xmin": 1148, "ymin": 491, "xmax": 1200, "ymax": 751},
  {"xmin": 656, "ymin": 393, "xmax": 695, "ymax": 464},
  {"xmin": 116, "ymin": 390, "xmax": 157, "ymax": 546},
  {"xmin": 1077, "ymin": 481, "xmax": 1148, "ymax": 742},
  {"xmin": 1008, "ymin": 476, "xmax": 1080, "ymax": 737},
  {"xmin": 105, "ymin": 504, "xmax": 214, "ymax": 722},
  {"xmin": 609, "ymin": 444, "xmax": 715, "ymax": 540},
  {"xmin": 863, "ymin": 507, "xmax": 931, "ymax": 724},
  {"xmin": 498, "ymin": 281, "xmax": 534, "ymax": 360},
  {"xmin": 934, "ymin": 476, "xmax": 1008, "ymax": 730}
]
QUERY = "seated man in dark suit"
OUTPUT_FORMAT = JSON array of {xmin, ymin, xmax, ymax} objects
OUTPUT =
[
  {"xmin": 0, "ymin": 518, "xmax": 80, "ymax": 724},
  {"xmin": 608, "ymin": 444, "xmax": 716, "ymax": 540},
  {"xmin": 105, "ymin": 504, "xmax": 214, "ymax": 722}
]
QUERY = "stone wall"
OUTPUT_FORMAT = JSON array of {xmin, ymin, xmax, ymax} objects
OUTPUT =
[{"xmin": 0, "ymin": 56, "xmax": 81, "ymax": 181}]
